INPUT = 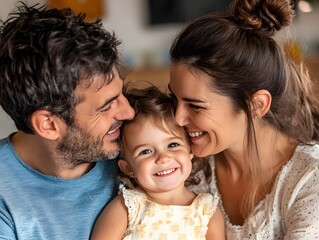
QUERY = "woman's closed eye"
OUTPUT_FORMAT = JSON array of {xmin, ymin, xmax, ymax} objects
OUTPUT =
[{"xmin": 189, "ymin": 103, "xmax": 202, "ymax": 111}]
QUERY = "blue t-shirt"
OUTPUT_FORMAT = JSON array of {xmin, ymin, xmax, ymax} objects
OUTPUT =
[{"xmin": 0, "ymin": 135, "xmax": 119, "ymax": 239}]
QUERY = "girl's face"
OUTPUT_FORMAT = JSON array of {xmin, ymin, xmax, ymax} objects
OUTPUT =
[
  {"xmin": 120, "ymin": 117, "xmax": 193, "ymax": 193},
  {"xmin": 169, "ymin": 63, "xmax": 247, "ymax": 157}
]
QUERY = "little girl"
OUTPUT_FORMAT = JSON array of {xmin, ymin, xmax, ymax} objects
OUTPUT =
[{"xmin": 90, "ymin": 86, "xmax": 225, "ymax": 240}]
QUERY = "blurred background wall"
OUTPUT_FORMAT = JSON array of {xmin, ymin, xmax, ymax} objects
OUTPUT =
[{"xmin": 1, "ymin": 0, "xmax": 319, "ymax": 138}]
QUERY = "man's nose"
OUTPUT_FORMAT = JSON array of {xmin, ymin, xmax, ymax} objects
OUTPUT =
[{"xmin": 117, "ymin": 95, "xmax": 135, "ymax": 121}]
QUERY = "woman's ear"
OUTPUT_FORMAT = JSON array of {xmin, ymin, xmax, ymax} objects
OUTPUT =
[
  {"xmin": 30, "ymin": 110, "xmax": 64, "ymax": 140},
  {"xmin": 118, "ymin": 159, "xmax": 135, "ymax": 178},
  {"xmin": 251, "ymin": 90, "xmax": 272, "ymax": 119}
]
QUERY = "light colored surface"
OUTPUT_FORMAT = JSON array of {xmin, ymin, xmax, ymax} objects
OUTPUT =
[{"xmin": 0, "ymin": 107, "xmax": 16, "ymax": 138}]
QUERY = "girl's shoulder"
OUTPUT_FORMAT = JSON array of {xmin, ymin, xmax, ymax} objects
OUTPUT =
[
  {"xmin": 194, "ymin": 192, "xmax": 220, "ymax": 215},
  {"xmin": 119, "ymin": 185, "xmax": 148, "ymax": 224},
  {"xmin": 120, "ymin": 184, "xmax": 147, "ymax": 205}
]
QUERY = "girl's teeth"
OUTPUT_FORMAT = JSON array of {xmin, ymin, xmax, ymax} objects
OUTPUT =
[
  {"xmin": 156, "ymin": 168, "xmax": 176, "ymax": 176},
  {"xmin": 188, "ymin": 131, "xmax": 203, "ymax": 138}
]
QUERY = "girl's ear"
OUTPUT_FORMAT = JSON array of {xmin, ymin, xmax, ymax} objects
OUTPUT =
[
  {"xmin": 30, "ymin": 110, "xmax": 65, "ymax": 140},
  {"xmin": 251, "ymin": 89, "xmax": 272, "ymax": 119},
  {"xmin": 118, "ymin": 159, "xmax": 135, "ymax": 178}
]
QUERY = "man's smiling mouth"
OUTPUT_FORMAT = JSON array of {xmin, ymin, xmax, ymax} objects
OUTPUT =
[{"xmin": 107, "ymin": 121, "xmax": 123, "ymax": 134}]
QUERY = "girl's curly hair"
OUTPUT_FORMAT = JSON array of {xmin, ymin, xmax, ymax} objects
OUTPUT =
[{"xmin": 119, "ymin": 85, "xmax": 211, "ymax": 189}]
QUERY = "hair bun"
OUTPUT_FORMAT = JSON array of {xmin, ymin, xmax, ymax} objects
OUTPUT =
[{"xmin": 231, "ymin": 0, "xmax": 295, "ymax": 36}]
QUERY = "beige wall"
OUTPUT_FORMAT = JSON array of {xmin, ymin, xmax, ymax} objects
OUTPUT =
[{"xmin": 1, "ymin": 0, "xmax": 319, "ymax": 138}]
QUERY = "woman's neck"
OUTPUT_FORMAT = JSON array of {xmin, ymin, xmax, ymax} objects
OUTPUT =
[
  {"xmin": 217, "ymin": 125, "xmax": 298, "ymax": 180},
  {"xmin": 215, "ymin": 125, "xmax": 298, "ymax": 225}
]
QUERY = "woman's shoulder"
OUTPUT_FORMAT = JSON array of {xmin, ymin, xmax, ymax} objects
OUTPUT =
[
  {"xmin": 290, "ymin": 143, "xmax": 319, "ymax": 170},
  {"xmin": 280, "ymin": 143, "xmax": 319, "ymax": 176},
  {"xmin": 275, "ymin": 143, "xmax": 319, "ymax": 197},
  {"xmin": 294, "ymin": 143, "xmax": 319, "ymax": 161}
]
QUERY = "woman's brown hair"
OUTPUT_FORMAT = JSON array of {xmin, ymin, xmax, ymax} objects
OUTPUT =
[{"xmin": 170, "ymin": 0, "xmax": 319, "ymax": 217}]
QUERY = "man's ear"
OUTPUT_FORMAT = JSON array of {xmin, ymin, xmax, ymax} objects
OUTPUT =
[
  {"xmin": 251, "ymin": 90, "xmax": 272, "ymax": 119},
  {"xmin": 118, "ymin": 159, "xmax": 134, "ymax": 177},
  {"xmin": 30, "ymin": 110, "xmax": 65, "ymax": 140}
]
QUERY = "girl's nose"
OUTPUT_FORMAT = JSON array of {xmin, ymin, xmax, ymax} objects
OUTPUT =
[{"xmin": 155, "ymin": 152, "xmax": 172, "ymax": 165}]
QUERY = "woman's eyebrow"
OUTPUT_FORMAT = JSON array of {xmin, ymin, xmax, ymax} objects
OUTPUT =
[{"xmin": 168, "ymin": 85, "xmax": 205, "ymax": 103}]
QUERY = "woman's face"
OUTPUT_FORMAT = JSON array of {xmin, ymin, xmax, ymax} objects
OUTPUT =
[{"xmin": 169, "ymin": 63, "xmax": 247, "ymax": 157}]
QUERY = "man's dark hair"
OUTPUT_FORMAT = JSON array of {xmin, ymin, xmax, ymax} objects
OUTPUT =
[{"xmin": 0, "ymin": 2, "xmax": 122, "ymax": 133}]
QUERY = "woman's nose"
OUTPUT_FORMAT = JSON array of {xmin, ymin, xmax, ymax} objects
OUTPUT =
[{"xmin": 174, "ymin": 104, "xmax": 188, "ymax": 126}]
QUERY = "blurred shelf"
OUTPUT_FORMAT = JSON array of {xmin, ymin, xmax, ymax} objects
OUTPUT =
[
  {"xmin": 306, "ymin": 57, "xmax": 319, "ymax": 80},
  {"xmin": 125, "ymin": 67, "xmax": 169, "ymax": 91},
  {"xmin": 125, "ymin": 57, "xmax": 319, "ymax": 97},
  {"xmin": 305, "ymin": 57, "xmax": 319, "ymax": 98}
]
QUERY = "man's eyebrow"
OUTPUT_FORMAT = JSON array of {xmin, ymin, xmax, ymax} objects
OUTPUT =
[
  {"xmin": 96, "ymin": 94, "xmax": 119, "ymax": 111},
  {"xmin": 168, "ymin": 85, "xmax": 205, "ymax": 103}
]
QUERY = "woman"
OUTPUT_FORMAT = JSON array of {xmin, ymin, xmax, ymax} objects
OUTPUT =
[{"xmin": 168, "ymin": 0, "xmax": 319, "ymax": 238}]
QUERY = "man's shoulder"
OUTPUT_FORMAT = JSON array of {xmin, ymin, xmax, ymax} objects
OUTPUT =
[
  {"xmin": 0, "ymin": 136, "xmax": 9, "ymax": 148},
  {"xmin": 0, "ymin": 136, "xmax": 15, "ymax": 165}
]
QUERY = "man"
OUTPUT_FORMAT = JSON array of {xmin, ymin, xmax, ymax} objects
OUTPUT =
[{"xmin": 0, "ymin": 3, "xmax": 134, "ymax": 239}]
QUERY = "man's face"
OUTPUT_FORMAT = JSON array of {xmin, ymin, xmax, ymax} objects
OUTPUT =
[
  {"xmin": 57, "ymin": 71, "xmax": 135, "ymax": 165},
  {"xmin": 57, "ymin": 121, "xmax": 122, "ymax": 166}
]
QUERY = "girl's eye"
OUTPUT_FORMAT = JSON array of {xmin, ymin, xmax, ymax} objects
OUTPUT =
[
  {"xmin": 168, "ymin": 142, "xmax": 180, "ymax": 148},
  {"xmin": 138, "ymin": 149, "xmax": 152, "ymax": 156}
]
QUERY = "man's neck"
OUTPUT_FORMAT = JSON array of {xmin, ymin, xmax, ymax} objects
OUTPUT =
[{"xmin": 11, "ymin": 131, "xmax": 94, "ymax": 179}]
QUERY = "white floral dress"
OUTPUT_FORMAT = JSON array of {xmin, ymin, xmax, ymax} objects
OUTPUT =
[
  {"xmin": 120, "ymin": 185, "xmax": 219, "ymax": 240},
  {"xmin": 191, "ymin": 143, "xmax": 319, "ymax": 239}
]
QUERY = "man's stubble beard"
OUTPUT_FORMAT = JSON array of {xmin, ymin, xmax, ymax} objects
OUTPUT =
[{"xmin": 55, "ymin": 124, "xmax": 120, "ymax": 167}]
